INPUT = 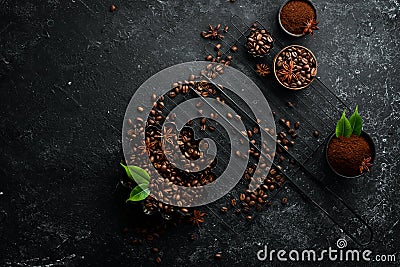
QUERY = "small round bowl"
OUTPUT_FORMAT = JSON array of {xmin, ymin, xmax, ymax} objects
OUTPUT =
[
  {"xmin": 325, "ymin": 131, "xmax": 376, "ymax": 179},
  {"xmin": 273, "ymin": 45, "xmax": 317, "ymax": 90},
  {"xmin": 278, "ymin": 0, "xmax": 317, "ymax": 37}
]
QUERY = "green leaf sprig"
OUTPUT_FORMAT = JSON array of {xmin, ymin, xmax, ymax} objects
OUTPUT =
[
  {"xmin": 120, "ymin": 163, "xmax": 150, "ymax": 202},
  {"xmin": 335, "ymin": 105, "xmax": 363, "ymax": 138}
]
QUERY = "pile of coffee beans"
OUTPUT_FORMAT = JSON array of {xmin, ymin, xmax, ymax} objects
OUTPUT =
[
  {"xmin": 274, "ymin": 45, "xmax": 317, "ymax": 89},
  {"xmin": 246, "ymin": 27, "xmax": 274, "ymax": 57}
]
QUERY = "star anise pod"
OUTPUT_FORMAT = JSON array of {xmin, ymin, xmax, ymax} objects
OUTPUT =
[
  {"xmin": 255, "ymin": 64, "xmax": 271, "ymax": 76},
  {"xmin": 137, "ymin": 139, "xmax": 156, "ymax": 156},
  {"xmin": 201, "ymin": 24, "xmax": 224, "ymax": 40},
  {"xmin": 359, "ymin": 157, "xmax": 372, "ymax": 174},
  {"xmin": 302, "ymin": 19, "xmax": 319, "ymax": 36},
  {"xmin": 155, "ymin": 126, "xmax": 176, "ymax": 146},
  {"xmin": 189, "ymin": 209, "xmax": 207, "ymax": 226},
  {"xmin": 277, "ymin": 60, "xmax": 297, "ymax": 84}
]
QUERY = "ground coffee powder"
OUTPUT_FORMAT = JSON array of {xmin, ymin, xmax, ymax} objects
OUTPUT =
[
  {"xmin": 280, "ymin": 0, "xmax": 316, "ymax": 35},
  {"xmin": 327, "ymin": 135, "xmax": 372, "ymax": 177}
]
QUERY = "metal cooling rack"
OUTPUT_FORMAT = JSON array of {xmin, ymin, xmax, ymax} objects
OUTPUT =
[
  {"xmin": 132, "ymin": 16, "xmax": 374, "ymax": 247},
  {"xmin": 200, "ymin": 16, "xmax": 374, "ymax": 246}
]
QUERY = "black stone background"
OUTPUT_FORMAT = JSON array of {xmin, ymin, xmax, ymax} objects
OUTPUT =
[{"xmin": 0, "ymin": 0, "xmax": 399, "ymax": 266}]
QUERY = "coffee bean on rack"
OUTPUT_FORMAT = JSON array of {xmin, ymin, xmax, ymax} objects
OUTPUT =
[
  {"xmin": 313, "ymin": 130, "xmax": 319, "ymax": 138},
  {"xmin": 294, "ymin": 121, "xmax": 300, "ymax": 129},
  {"xmin": 230, "ymin": 45, "xmax": 238, "ymax": 52},
  {"xmin": 223, "ymin": 26, "xmax": 229, "ymax": 32},
  {"xmin": 155, "ymin": 257, "xmax": 162, "ymax": 264},
  {"xmin": 214, "ymin": 253, "xmax": 222, "ymax": 260},
  {"xmin": 281, "ymin": 197, "xmax": 288, "ymax": 204},
  {"xmin": 220, "ymin": 206, "xmax": 228, "ymax": 213},
  {"xmin": 215, "ymin": 43, "xmax": 222, "ymax": 51}
]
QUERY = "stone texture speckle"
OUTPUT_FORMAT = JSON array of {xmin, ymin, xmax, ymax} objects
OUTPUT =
[{"xmin": 0, "ymin": 0, "xmax": 399, "ymax": 266}]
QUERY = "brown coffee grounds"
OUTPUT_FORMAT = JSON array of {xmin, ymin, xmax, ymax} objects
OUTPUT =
[
  {"xmin": 327, "ymin": 135, "xmax": 372, "ymax": 177},
  {"xmin": 280, "ymin": 0, "xmax": 316, "ymax": 35}
]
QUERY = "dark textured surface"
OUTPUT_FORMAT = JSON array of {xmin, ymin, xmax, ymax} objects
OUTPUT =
[{"xmin": 0, "ymin": 0, "xmax": 399, "ymax": 266}]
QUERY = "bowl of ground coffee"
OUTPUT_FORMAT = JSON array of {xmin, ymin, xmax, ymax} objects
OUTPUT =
[
  {"xmin": 278, "ymin": 0, "xmax": 318, "ymax": 37},
  {"xmin": 325, "ymin": 131, "xmax": 376, "ymax": 179}
]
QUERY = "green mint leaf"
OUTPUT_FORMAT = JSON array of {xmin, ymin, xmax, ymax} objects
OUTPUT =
[
  {"xmin": 120, "ymin": 163, "xmax": 150, "ymax": 185},
  {"xmin": 349, "ymin": 105, "xmax": 363, "ymax": 136},
  {"xmin": 126, "ymin": 184, "xmax": 150, "ymax": 202},
  {"xmin": 120, "ymin": 163, "xmax": 133, "ymax": 180},
  {"xmin": 128, "ymin": 165, "xmax": 150, "ymax": 185},
  {"xmin": 336, "ymin": 110, "xmax": 353, "ymax": 138}
]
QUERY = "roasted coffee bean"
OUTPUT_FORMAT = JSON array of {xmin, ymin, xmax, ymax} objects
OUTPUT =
[
  {"xmin": 220, "ymin": 206, "xmax": 228, "ymax": 213},
  {"xmin": 151, "ymin": 247, "xmax": 159, "ymax": 253},
  {"xmin": 223, "ymin": 26, "xmax": 229, "ymax": 32},
  {"xmin": 231, "ymin": 45, "xmax": 238, "ymax": 52},
  {"xmin": 245, "ymin": 215, "xmax": 252, "ymax": 221},
  {"xmin": 313, "ymin": 130, "xmax": 319, "ymax": 138},
  {"xmin": 239, "ymin": 193, "xmax": 245, "ymax": 201},
  {"xmin": 155, "ymin": 257, "xmax": 162, "ymax": 264},
  {"xmin": 269, "ymin": 185, "xmax": 275, "ymax": 191},
  {"xmin": 110, "ymin": 4, "xmax": 116, "ymax": 12},
  {"xmin": 294, "ymin": 121, "xmax": 300, "ymax": 129},
  {"xmin": 205, "ymin": 54, "xmax": 213, "ymax": 61},
  {"xmin": 281, "ymin": 197, "xmax": 288, "ymax": 204},
  {"xmin": 214, "ymin": 253, "xmax": 222, "ymax": 260},
  {"xmin": 215, "ymin": 43, "xmax": 222, "ymax": 51}
]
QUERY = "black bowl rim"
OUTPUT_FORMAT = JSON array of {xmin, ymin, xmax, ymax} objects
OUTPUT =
[
  {"xmin": 278, "ymin": 0, "xmax": 317, "ymax": 38},
  {"xmin": 325, "ymin": 130, "xmax": 376, "ymax": 179}
]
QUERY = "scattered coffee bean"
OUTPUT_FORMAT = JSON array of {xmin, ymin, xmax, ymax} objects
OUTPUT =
[
  {"xmin": 214, "ymin": 253, "xmax": 222, "ymax": 260},
  {"xmin": 245, "ymin": 215, "xmax": 252, "ymax": 221},
  {"xmin": 281, "ymin": 197, "xmax": 288, "ymax": 204},
  {"xmin": 155, "ymin": 257, "xmax": 162, "ymax": 264},
  {"xmin": 313, "ymin": 130, "xmax": 319, "ymax": 138},
  {"xmin": 151, "ymin": 247, "xmax": 159, "ymax": 253},
  {"xmin": 220, "ymin": 206, "xmax": 228, "ymax": 213},
  {"xmin": 230, "ymin": 45, "xmax": 238, "ymax": 52},
  {"xmin": 109, "ymin": 4, "xmax": 116, "ymax": 12}
]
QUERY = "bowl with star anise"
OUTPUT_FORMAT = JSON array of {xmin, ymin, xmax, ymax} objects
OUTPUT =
[
  {"xmin": 278, "ymin": 0, "xmax": 319, "ymax": 37},
  {"xmin": 273, "ymin": 45, "xmax": 317, "ymax": 90},
  {"xmin": 325, "ymin": 106, "xmax": 375, "ymax": 179}
]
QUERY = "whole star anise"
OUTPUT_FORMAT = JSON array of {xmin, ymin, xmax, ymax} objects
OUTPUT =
[
  {"xmin": 201, "ymin": 24, "xmax": 224, "ymax": 40},
  {"xmin": 189, "ymin": 209, "xmax": 207, "ymax": 226},
  {"xmin": 359, "ymin": 157, "xmax": 372, "ymax": 174},
  {"xmin": 277, "ymin": 60, "xmax": 297, "ymax": 84},
  {"xmin": 255, "ymin": 64, "xmax": 271, "ymax": 76},
  {"xmin": 137, "ymin": 139, "xmax": 156, "ymax": 156},
  {"xmin": 155, "ymin": 126, "xmax": 176, "ymax": 146},
  {"xmin": 302, "ymin": 19, "xmax": 319, "ymax": 36}
]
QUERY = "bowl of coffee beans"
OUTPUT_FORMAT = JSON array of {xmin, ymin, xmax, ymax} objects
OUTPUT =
[
  {"xmin": 273, "ymin": 45, "xmax": 317, "ymax": 90},
  {"xmin": 246, "ymin": 26, "xmax": 274, "ymax": 57}
]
